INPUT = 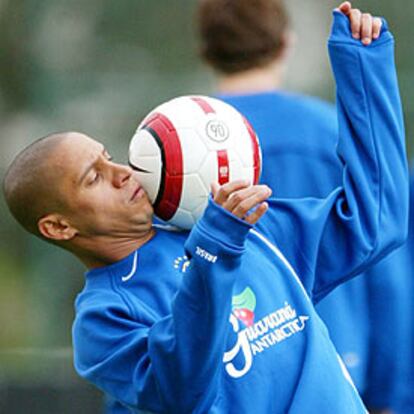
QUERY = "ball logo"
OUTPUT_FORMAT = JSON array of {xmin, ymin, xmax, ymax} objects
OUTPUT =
[
  {"xmin": 206, "ymin": 119, "xmax": 230, "ymax": 142},
  {"xmin": 219, "ymin": 166, "xmax": 229, "ymax": 178}
]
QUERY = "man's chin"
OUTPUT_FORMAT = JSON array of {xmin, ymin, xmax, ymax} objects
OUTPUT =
[{"xmin": 136, "ymin": 210, "xmax": 154, "ymax": 230}]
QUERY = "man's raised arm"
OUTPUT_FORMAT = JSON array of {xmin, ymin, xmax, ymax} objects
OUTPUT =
[{"xmin": 256, "ymin": 2, "xmax": 408, "ymax": 302}]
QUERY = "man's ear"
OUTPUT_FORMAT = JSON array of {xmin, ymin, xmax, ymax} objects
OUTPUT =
[
  {"xmin": 278, "ymin": 30, "xmax": 296, "ymax": 61},
  {"xmin": 38, "ymin": 214, "xmax": 78, "ymax": 241}
]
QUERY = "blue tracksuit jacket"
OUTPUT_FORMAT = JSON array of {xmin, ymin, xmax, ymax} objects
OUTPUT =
[{"xmin": 75, "ymin": 12, "xmax": 407, "ymax": 414}]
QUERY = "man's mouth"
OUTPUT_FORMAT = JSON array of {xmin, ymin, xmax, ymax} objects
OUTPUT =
[{"xmin": 130, "ymin": 185, "xmax": 145, "ymax": 202}]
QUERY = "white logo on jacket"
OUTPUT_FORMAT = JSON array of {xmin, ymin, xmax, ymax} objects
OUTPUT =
[
  {"xmin": 195, "ymin": 246, "xmax": 217, "ymax": 263},
  {"xmin": 174, "ymin": 255, "xmax": 190, "ymax": 273},
  {"xmin": 223, "ymin": 302, "xmax": 309, "ymax": 379}
]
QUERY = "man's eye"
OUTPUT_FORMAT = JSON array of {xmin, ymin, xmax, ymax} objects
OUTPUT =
[{"xmin": 88, "ymin": 173, "xmax": 100, "ymax": 186}]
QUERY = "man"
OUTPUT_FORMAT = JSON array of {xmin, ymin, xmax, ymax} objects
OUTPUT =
[
  {"xmin": 3, "ymin": 3, "xmax": 408, "ymax": 413},
  {"xmin": 395, "ymin": 170, "xmax": 414, "ymax": 414},
  {"xmin": 197, "ymin": 0, "xmax": 409, "ymax": 412}
]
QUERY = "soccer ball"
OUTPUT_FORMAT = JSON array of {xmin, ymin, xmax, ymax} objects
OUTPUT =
[{"xmin": 129, "ymin": 95, "xmax": 261, "ymax": 229}]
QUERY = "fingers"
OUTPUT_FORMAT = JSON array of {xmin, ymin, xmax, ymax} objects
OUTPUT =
[
  {"xmin": 245, "ymin": 202, "xmax": 269, "ymax": 225},
  {"xmin": 337, "ymin": 2, "xmax": 352, "ymax": 15},
  {"xmin": 361, "ymin": 13, "xmax": 373, "ymax": 45},
  {"xmin": 210, "ymin": 182, "xmax": 220, "ymax": 199},
  {"xmin": 350, "ymin": 9, "xmax": 362, "ymax": 39},
  {"xmin": 223, "ymin": 185, "xmax": 271, "ymax": 214},
  {"xmin": 211, "ymin": 179, "xmax": 250, "ymax": 205},
  {"xmin": 211, "ymin": 181, "xmax": 272, "ymax": 224},
  {"xmin": 337, "ymin": 3, "xmax": 383, "ymax": 46},
  {"xmin": 372, "ymin": 17, "xmax": 382, "ymax": 40}
]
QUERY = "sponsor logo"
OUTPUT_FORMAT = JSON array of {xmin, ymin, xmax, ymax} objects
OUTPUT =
[
  {"xmin": 121, "ymin": 251, "xmax": 138, "ymax": 282},
  {"xmin": 195, "ymin": 246, "xmax": 217, "ymax": 263},
  {"xmin": 174, "ymin": 255, "xmax": 190, "ymax": 273},
  {"xmin": 223, "ymin": 287, "xmax": 310, "ymax": 378}
]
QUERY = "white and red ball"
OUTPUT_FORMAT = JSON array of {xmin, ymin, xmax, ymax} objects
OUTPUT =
[{"xmin": 129, "ymin": 95, "xmax": 261, "ymax": 229}]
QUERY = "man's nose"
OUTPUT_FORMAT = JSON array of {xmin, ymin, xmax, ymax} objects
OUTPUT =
[{"xmin": 112, "ymin": 164, "xmax": 133, "ymax": 188}]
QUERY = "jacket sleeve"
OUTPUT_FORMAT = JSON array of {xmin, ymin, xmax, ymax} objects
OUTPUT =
[
  {"xmin": 256, "ymin": 11, "xmax": 408, "ymax": 303},
  {"xmin": 363, "ymin": 170, "xmax": 414, "ymax": 410},
  {"xmin": 73, "ymin": 200, "xmax": 253, "ymax": 414}
]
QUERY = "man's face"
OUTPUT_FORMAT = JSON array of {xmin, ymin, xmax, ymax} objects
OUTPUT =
[{"xmin": 52, "ymin": 133, "xmax": 153, "ymax": 238}]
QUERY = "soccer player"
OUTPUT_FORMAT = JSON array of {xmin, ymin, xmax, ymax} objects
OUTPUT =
[
  {"xmin": 197, "ymin": 0, "xmax": 409, "ymax": 412},
  {"xmin": 3, "ymin": 3, "xmax": 408, "ymax": 413}
]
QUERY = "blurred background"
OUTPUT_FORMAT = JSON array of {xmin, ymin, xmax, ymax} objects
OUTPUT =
[{"xmin": 0, "ymin": 0, "xmax": 413, "ymax": 412}]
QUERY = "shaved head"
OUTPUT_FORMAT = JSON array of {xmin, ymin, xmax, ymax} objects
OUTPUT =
[
  {"xmin": 3, "ymin": 131, "xmax": 76, "ymax": 237},
  {"xmin": 4, "ymin": 131, "xmax": 154, "ymax": 265}
]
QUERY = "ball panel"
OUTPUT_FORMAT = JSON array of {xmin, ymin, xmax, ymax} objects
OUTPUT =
[
  {"xmin": 190, "ymin": 96, "xmax": 215, "ymax": 115},
  {"xmin": 217, "ymin": 149, "xmax": 230, "ymax": 185},
  {"xmin": 132, "ymin": 156, "xmax": 161, "ymax": 203},
  {"xmin": 198, "ymin": 151, "xmax": 220, "ymax": 192},
  {"xmin": 170, "ymin": 208, "xmax": 196, "ymax": 230},
  {"xmin": 144, "ymin": 113, "xmax": 184, "ymax": 221},
  {"xmin": 153, "ymin": 97, "xmax": 209, "ymax": 130},
  {"xmin": 179, "ymin": 128, "xmax": 209, "ymax": 174},
  {"xmin": 243, "ymin": 116, "xmax": 262, "ymax": 184},
  {"xmin": 129, "ymin": 128, "xmax": 160, "ymax": 160},
  {"xmin": 129, "ymin": 129, "xmax": 162, "ymax": 203},
  {"xmin": 180, "ymin": 173, "xmax": 209, "ymax": 212},
  {"xmin": 192, "ymin": 202, "xmax": 209, "ymax": 223},
  {"xmin": 227, "ymin": 155, "xmax": 246, "ymax": 183}
]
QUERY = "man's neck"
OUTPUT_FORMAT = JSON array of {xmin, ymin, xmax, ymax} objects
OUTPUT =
[
  {"xmin": 217, "ymin": 61, "xmax": 284, "ymax": 95},
  {"xmin": 70, "ymin": 227, "xmax": 156, "ymax": 270}
]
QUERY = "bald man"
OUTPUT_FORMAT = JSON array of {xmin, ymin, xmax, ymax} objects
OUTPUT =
[{"xmin": 3, "ymin": 4, "xmax": 408, "ymax": 413}]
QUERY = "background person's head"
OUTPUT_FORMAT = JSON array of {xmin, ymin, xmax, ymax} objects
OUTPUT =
[
  {"xmin": 197, "ymin": 0, "xmax": 290, "ymax": 75},
  {"xmin": 3, "ymin": 132, "xmax": 154, "ymax": 258}
]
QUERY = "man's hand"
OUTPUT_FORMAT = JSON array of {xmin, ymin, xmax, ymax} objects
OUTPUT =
[
  {"xmin": 337, "ymin": 1, "xmax": 383, "ymax": 45},
  {"xmin": 211, "ymin": 180, "xmax": 271, "ymax": 225}
]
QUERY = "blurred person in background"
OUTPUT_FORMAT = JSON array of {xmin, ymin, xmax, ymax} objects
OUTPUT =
[
  {"xmin": 197, "ymin": 0, "xmax": 411, "ymax": 413},
  {"xmin": 3, "ymin": 3, "xmax": 408, "ymax": 413},
  {"xmin": 388, "ymin": 168, "xmax": 414, "ymax": 414}
]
